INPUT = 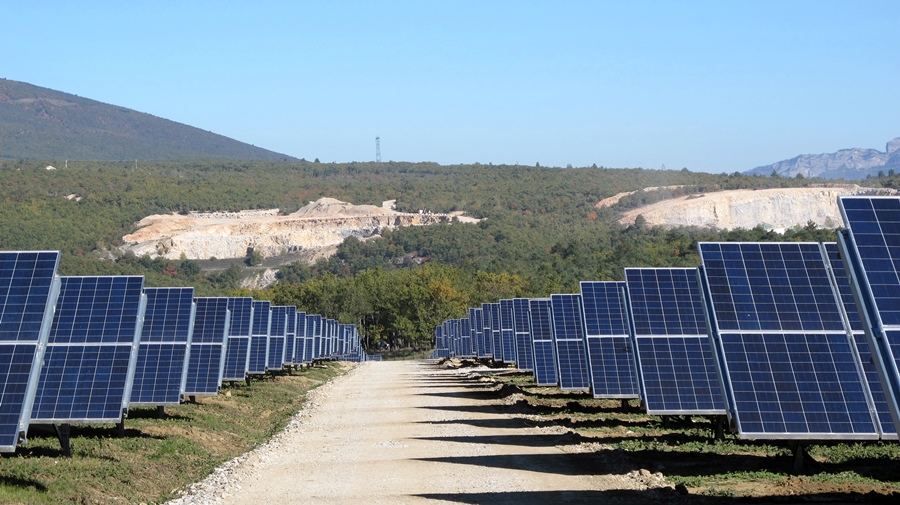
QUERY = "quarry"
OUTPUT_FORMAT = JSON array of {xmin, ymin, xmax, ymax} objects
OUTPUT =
[{"xmin": 121, "ymin": 197, "xmax": 471, "ymax": 261}]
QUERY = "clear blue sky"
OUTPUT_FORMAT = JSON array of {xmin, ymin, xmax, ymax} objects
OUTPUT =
[{"xmin": 4, "ymin": 1, "xmax": 898, "ymax": 172}]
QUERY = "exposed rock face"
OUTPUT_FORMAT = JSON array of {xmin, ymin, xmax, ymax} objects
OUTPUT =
[
  {"xmin": 121, "ymin": 198, "xmax": 463, "ymax": 260},
  {"xmin": 746, "ymin": 137, "xmax": 900, "ymax": 179},
  {"xmin": 618, "ymin": 186, "xmax": 900, "ymax": 231}
]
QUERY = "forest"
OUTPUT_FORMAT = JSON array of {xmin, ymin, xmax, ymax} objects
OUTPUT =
[{"xmin": 0, "ymin": 158, "xmax": 869, "ymax": 349}]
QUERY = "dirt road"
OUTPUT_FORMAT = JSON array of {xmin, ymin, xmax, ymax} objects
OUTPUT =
[{"xmin": 176, "ymin": 360, "xmax": 673, "ymax": 504}]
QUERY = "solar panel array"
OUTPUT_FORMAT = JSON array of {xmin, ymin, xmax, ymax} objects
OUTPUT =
[
  {"xmin": 432, "ymin": 197, "xmax": 900, "ymax": 445},
  {"xmin": 579, "ymin": 281, "xmax": 639, "ymax": 399},
  {"xmin": 248, "ymin": 301, "xmax": 271, "ymax": 375},
  {"xmin": 267, "ymin": 306, "xmax": 288, "ymax": 371},
  {"xmin": 130, "ymin": 287, "xmax": 195, "ymax": 407},
  {"xmin": 499, "ymin": 299, "xmax": 517, "ymax": 363},
  {"xmin": 624, "ymin": 268, "xmax": 725, "ymax": 415},
  {"xmin": 0, "ymin": 248, "xmax": 371, "ymax": 454},
  {"xmin": 0, "ymin": 251, "xmax": 61, "ymax": 451}
]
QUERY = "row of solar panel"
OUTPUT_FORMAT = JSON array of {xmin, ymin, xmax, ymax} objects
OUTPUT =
[
  {"xmin": 0, "ymin": 265, "xmax": 373, "ymax": 453},
  {"xmin": 433, "ymin": 196, "xmax": 900, "ymax": 444}
]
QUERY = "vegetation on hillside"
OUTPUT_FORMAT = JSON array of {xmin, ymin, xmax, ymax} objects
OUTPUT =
[{"xmin": 0, "ymin": 158, "xmax": 867, "ymax": 348}]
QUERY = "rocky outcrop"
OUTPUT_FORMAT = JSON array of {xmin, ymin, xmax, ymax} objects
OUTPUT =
[
  {"xmin": 618, "ymin": 186, "xmax": 900, "ymax": 231},
  {"xmin": 121, "ymin": 198, "xmax": 465, "ymax": 260},
  {"xmin": 746, "ymin": 137, "xmax": 900, "ymax": 179}
]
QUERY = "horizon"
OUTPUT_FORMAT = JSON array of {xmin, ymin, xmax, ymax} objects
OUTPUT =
[{"xmin": 3, "ymin": 1, "xmax": 898, "ymax": 173}]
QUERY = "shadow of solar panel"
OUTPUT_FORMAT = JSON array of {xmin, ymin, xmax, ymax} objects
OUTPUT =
[
  {"xmin": 528, "ymin": 298, "xmax": 557, "ymax": 386},
  {"xmin": 512, "ymin": 298, "xmax": 534, "ymax": 372},
  {"xmin": 0, "ymin": 251, "xmax": 61, "ymax": 451},
  {"xmin": 184, "ymin": 297, "xmax": 229, "ymax": 396},
  {"xmin": 579, "ymin": 282, "xmax": 639, "ymax": 399},
  {"xmin": 699, "ymin": 242, "xmax": 879, "ymax": 440},
  {"xmin": 624, "ymin": 268, "xmax": 725, "ymax": 416},
  {"xmin": 550, "ymin": 294, "xmax": 590, "ymax": 390},
  {"xmin": 222, "ymin": 298, "xmax": 253, "ymax": 382},
  {"xmin": 131, "ymin": 287, "xmax": 195, "ymax": 406},
  {"xmin": 835, "ymin": 196, "xmax": 900, "ymax": 437},
  {"xmin": 32, "ymin": 275, "xmax": 145, "ymax": 424}
]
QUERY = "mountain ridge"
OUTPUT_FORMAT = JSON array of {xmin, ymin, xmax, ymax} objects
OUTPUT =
[
  {"xmin": 746, "ymin": 137, "xmax": 900, "ymax": 179},
  {"xmin": 0, "ymin": 78, "xmax": 296, "ymax": 161}
]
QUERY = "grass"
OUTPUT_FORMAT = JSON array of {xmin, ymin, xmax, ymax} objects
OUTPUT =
[
  {"xmin": 482, "ymin": 369, "xmax": 900, "ymax": 500},
  {"xmin": 0, "ymin": 362, "xmax": 348, "ymax": 505}
]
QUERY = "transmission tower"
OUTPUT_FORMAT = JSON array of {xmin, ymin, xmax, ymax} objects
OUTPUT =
[{"xmin": 375, "ymin": 136, "xmax": 381, "ymax": 163}]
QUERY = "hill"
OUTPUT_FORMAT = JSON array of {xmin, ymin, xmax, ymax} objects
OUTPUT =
[
  {"xmin": 745, "ymin": 137, "xmax": 900, "ymax": 179},
  {"xmin": 0, "ymin": 79, "xmax": 295, "ymax": 161}
]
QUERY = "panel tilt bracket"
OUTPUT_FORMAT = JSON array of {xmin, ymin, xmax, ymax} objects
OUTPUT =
[{"xmin": 53, "ymin": 423, "xmax": 72, "ymax": 457}]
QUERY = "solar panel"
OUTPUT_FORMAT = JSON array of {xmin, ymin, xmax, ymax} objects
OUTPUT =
[
  {"xmin": 488, "ymin": 303, "xmax": 502, "ymax": 363},
  {"xmin": 294, "ymin": 311, "xmax": 307, "ymax": 364},
  {"xmin": 624, "ymin": 268, "xmax": 725, "ymax": 415},
  {"xmin": 222, "ymin": 298, "xmax": 253, "ymax": 382},
  {"xmin": 468, "ymin": 308, "xmax": 482, "ymax": 358},
  {"xmin": 823, "ymin": 242, "xmax": 897, "ymax": 439},
  {"xmin": 130, "ymin": 287, "xmax": 195, "ymax": 407},
  {"xmin": 513, "ymin": 298, "xmax": 534, "ymax": 372},
  {"xmin": 32, "ymin": 275, "xmax": 145, "ymax": 424},
  {"xmin": 579, "ymin": 281, "xmax": 639, "ymax": 399},
  {"xmin": 480, "ymin": 304, "xmax": 493, "ymax": 359},
  {"xmin": 459, "ymin": 316, "xmax": 473, "ymax": 358},
  {"xmin": 267, "ymin": 306, "xmax": 288, "ymax": 371},
  {"xmin": 528, "ymin": 298, "xmax": 557, "ymax": 386},
  {"xmin": 698, "ymin": 242, "xmax": 879, "ymax": 439},
  {"xmin": 248, "ymin": 301, "xmax": 271, "ymax": 374},
  {"xmin": 306, "ymin": 314, "xmax": 320, "ymax": 362},
  {"xmin": 550, "ymin": 294, "xmax": 591, "ymax": 390},
  {"xmin": 284, "ymin": 306, "xmax": 297, "ymax": 365},
  {"xmin": 184, "ymin": 297, "xmax": 230, "ymax": 397},
  {"xmin": 0, "ymin": 251, "xmax": 60, "ymax": 451},
  {"xmin": 499, "ymin": 299, "xmax": 517, "ymax": 363},
  {"xmin": 837, "ymin": 195, "xmax": 900, "ymax": 436}
]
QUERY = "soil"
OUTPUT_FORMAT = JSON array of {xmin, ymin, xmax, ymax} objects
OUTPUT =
[{"xmin": 169, "ymin": 361, "xmax": 900, "ymax": 505}]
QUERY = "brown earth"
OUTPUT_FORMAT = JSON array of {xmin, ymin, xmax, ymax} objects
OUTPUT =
[{"xmin": 169, "ymin": 361, "xmax": 899, "ymax": 505}]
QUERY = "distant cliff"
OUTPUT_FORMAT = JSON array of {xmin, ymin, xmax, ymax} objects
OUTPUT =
[{"xmin": 745, "ymin": 138, "xmax": 900, "ymax": 179}]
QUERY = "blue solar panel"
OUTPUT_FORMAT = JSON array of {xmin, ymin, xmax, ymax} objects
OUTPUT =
[
  {"xmin": 267, "ymin": 306, "xmax": 288, "ymax": 371},
  {"xmin": 550, "ymin": 294, "xmax": 591, "ymax": 390},
  {"xmin": 248, "ymin": 301, "xmax": 271, "ymax": 374},
  {"xmin": 294, "ymin": 312, "xmax": 309, "ymax": 365},
  {"xmin": 0, "ymin": 251, "xmax": 60, "ymax": 450},
  {"xmin": 284, "ymin": 306, "xmax": 297, "ymax": 365},
  {"xmin": 184, "ymin": 297, "xmax": 229, "ymax": 396},
  {"xmin": 131, "ymin": 287, "xmax": 195, "ymax": 406},
  {"xmin": 528, "ymin": 298, "xmax": 557, "ymax": 386},
  {"xmin": 624, "ymin": 268, "xmax": 725, "ymax": 415},
  {"xmin": 488, "ymin": 303, "xmax": 502, "ymax": 363},
  {"xmin": 222, "ymin": 298, "xmax": 253, "ymax": 382},
  {"xmin": 579, "ymin": 282, "xmax": 639, "ymax": 399},
  {"xmin": 837, "ymin": 195, "xmax": 900, "ymax": 437},
  {"xmin": 306, "ymin": 314, "xmax": 319, "ymax": 362},
  {"xmin": 32, "ymin": 275, "xmax": 145, "ymax": 424},
  {"xmin": 698, "ymin": 242, "xmax": 879, "ymax": 440},
  {"xmin": 480, "ymin": 304, "xmax": 493, "ymax": 359},
  {"xmin": 823, "ymin": 242, "xmax": 897, "ymax": 439},
  {"xmin": 468, "ymin": 308, "xmax": 482, "ymax": 358},
  {"xmin": 512, "ymin": 298, "xmax": 534, "ymax": 372},
  {"xmin": 499, "ymin": 299, "xmax": 517, "ymax": 363}
]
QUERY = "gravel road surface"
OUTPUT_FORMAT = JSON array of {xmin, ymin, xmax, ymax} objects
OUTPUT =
[{"xmin": 169, "ymin": 360, "xmax": 672, "ymax": 504}]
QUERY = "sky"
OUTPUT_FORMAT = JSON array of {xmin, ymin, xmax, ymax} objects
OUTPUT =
[{"xmin": 3, "ymin": 1, "xmax": 899, "ymax": 173}]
